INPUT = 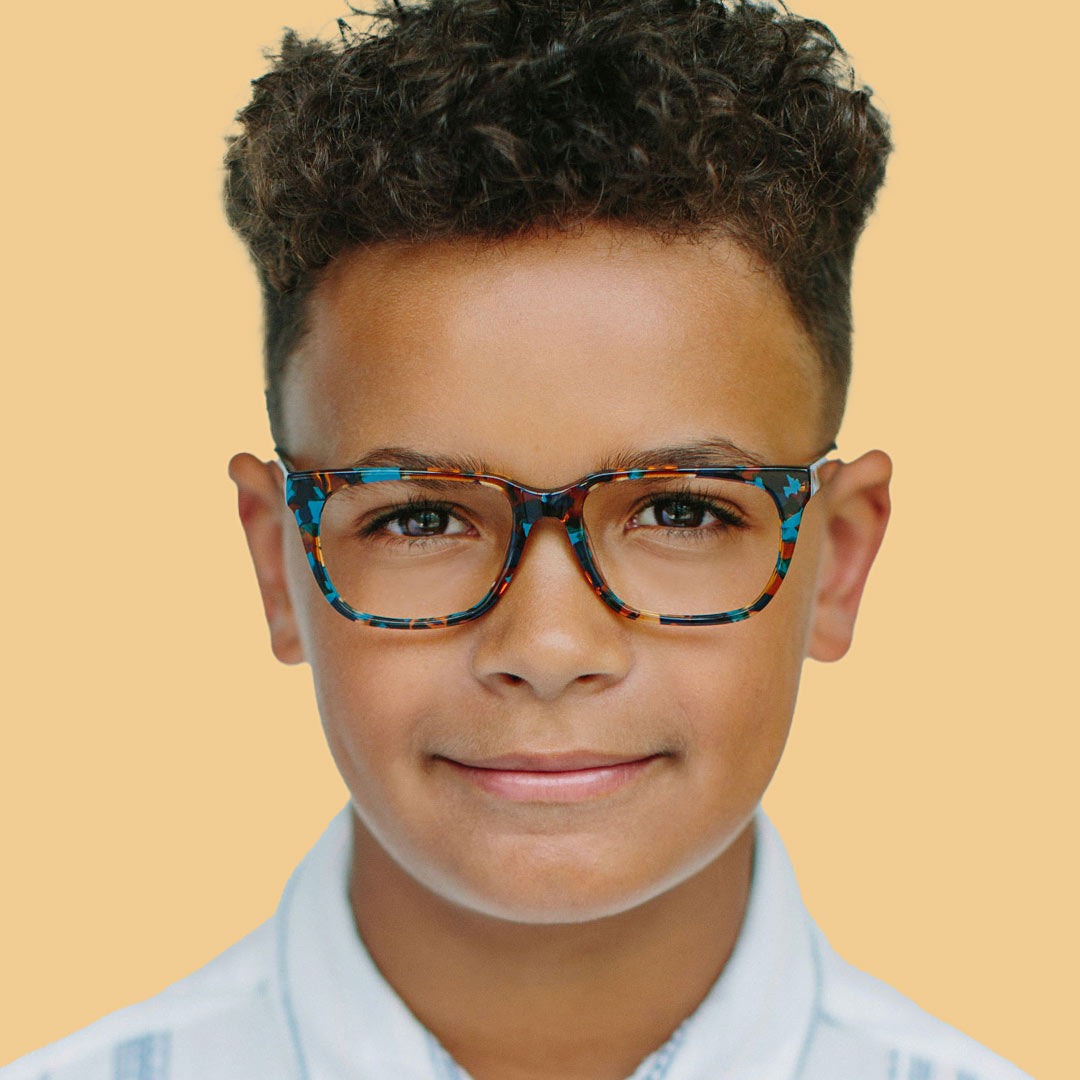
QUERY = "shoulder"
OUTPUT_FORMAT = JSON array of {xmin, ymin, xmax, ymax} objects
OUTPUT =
[
  {"xmin": 0, "ymin": 918, "xmax": 298, "ymax": 1080},
  {"xmin": 804, "ymin": 922, "xmax": 1034, "ymax": 1080}
]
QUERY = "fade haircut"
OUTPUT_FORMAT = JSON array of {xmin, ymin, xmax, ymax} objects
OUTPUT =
[{"xmin": 223, "ymin": 0, "xmax": 892, "ymax": 446}]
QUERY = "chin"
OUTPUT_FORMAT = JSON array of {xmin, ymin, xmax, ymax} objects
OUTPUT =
[
  {"xmin": 422, "ymin": 846, "xmax": 695, "ymax": 925},
  {"xmin": 453, "ymin": 882, "xmax": 662, "ymax": 925}
]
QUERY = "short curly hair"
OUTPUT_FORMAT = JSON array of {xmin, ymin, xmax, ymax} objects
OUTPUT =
[{"xmin": 223, "ymin": 0, "xmax": 891, "ymax": 445}]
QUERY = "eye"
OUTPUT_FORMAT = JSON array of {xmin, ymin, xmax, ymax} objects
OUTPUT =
[
  {"xmin": 371, "ymin": 503, "xmax": 471, "ymax": 539},
  {"xmin": 633, "ymin": 496, "xmax": 744, "ymax": 530}
]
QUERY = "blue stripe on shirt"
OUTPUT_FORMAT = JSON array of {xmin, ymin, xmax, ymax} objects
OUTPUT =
[{"xmin": 113, "ymin": 1033, "xmax": 170, "ymax": 1080}]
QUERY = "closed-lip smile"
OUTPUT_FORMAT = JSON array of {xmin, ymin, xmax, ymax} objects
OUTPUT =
[
  {"xmin": 437, "ymin": 751, "xmax": 666, "ymax": 802},
  {"xmin": 445, "ymin": 751, "xmax": 661, "ymax": 771}
]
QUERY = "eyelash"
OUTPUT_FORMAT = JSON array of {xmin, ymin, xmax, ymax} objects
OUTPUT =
[
  {"xmin": 629, "ymin": 490, "xmax": 748, "ymax": 534},
  {"xmin": 363, "ymin": 499, "xmax": 471, "ymax": 543}
]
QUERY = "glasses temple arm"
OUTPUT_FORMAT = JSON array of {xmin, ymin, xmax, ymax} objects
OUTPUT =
[
  {"xmin": 808, "ymin": 441, "xmax": 838, "ymax": 497},
  {"xmin": 273, "ymin": 447, "xmax": 298, "ymax": 478}
]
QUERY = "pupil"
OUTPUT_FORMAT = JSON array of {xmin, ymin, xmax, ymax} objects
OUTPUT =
[
  {"xmin": 405, "ymin": 508, "xmax": 445, "ymax": 535},
  {"xmin": 659, "ymin": 500, "xmax": 702, "ymax": 527}
]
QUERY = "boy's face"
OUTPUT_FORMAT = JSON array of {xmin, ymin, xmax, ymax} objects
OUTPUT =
[{"xmin": 233, "ymin": 225, "xmax": 890, "ymax": 923}]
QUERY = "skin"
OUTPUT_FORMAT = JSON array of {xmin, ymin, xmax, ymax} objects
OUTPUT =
[{"xmin": 230, "ymin": 223, "xmax": 891, "ymax": 1080}]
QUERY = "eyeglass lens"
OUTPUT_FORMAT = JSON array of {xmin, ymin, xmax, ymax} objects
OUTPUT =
[{"xmin": 317, "ymin": 475, "xmax": 782, "ymax": 620}]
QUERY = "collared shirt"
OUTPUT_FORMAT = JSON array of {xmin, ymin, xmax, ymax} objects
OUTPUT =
[{"xmin": 2, "ymin": 806, "xmax": 1032, "ymax": 1080}]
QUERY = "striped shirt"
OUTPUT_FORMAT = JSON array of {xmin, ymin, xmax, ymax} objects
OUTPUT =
[{"xmin": 1, "ymin": 806, "xmax": 1033, "ymax": 1080}]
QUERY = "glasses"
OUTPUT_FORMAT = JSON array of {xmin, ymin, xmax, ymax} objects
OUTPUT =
[{"xmin": 276, "ymin": 450, "xmax": 834, "ymax": 629}]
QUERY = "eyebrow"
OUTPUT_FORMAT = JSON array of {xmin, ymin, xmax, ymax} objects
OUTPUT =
[{"xmin": 344, "ymin": 438, "xmax": 765, "ymax": 474}]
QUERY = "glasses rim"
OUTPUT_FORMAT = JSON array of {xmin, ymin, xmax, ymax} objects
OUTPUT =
[
  {"xmin": 275, "ymin": 448, "xmax": 836, "ymax": 628},
  {"xmin": 274, "ymin": 452, "xmax": 832, "ymax": 490}
]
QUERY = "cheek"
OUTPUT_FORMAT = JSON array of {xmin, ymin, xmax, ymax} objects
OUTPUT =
[
  {"xmin": 305, "ymin": 622, "xmax": 451, "ymax": 787},
  {"xmin": 655, "ymin": 520, "xmax": 822, "ymax": 815},
  {"xmin": 665, "ymin": 618, "xmax": 804, "ymax": 801},
  {"xmin": 282, "ymin": 528, "xmax": 439, "ymax": 777}
]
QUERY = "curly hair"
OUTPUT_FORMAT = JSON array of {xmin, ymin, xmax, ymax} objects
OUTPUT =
[{"xmin": 223, "ymin": 0, "xmax": 891, "ymax": 444}]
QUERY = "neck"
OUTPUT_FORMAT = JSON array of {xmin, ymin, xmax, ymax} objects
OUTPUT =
[{"xmin": 348, "ymin": 817, "xmax": 755, "ymax": 1080}]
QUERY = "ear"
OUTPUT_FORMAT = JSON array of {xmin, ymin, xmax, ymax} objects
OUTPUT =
[
  {"xmin": 228, "ymin": 452, "xmax": 305, "ymax": 665},
  {"xmin": 807, "ymin": 450, "xmax": 892, "ymax": 662}
]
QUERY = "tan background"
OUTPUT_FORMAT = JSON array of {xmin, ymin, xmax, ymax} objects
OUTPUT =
[{"xmin": 1, "ymin": 1, "xmax": 1075, "ymax": 1075}]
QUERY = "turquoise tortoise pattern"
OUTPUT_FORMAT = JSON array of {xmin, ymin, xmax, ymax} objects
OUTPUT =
[{"xmin": 276, "ymin": 452, "xmax": 833, "ymax": 629}]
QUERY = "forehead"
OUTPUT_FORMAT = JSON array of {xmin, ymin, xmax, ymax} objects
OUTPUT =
[{"xmin": 282, "ymin": 226, "xmax": 824, "ymax": 484}]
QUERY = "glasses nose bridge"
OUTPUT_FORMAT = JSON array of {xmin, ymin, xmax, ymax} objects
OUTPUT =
[{"xmin": 515, "ymin": 485, "xmax": 584, "ymax": 537}]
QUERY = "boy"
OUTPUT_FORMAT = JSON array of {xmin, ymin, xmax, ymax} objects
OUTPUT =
[{"xmin": 2, "ymin": 1, "xmax": 1032, "ymax": 1078}]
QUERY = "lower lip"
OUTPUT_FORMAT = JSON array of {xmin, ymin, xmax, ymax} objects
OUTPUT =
[{"xmin": 441, "ymin": 756, "xmax": 662, "ymax": 802}]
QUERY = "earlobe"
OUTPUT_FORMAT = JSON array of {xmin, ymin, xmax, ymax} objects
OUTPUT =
[
  {"xmin": 807, "ymin": 450, "xmax": 892, "ymax": 663},
  {"xmin": 228, "ymin": 452, "xmax": 306, "ymax": 665}
]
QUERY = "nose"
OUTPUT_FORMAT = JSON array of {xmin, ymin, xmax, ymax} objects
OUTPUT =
[{"xmin": 469, "ymin": 516, "xmax": 632, "ymax": 701}]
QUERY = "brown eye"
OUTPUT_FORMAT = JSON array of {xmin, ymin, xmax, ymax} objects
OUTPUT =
[
  {"xmin": 397, "ymin": 508, "xmax": 450, "ymax": 536},
  {"xmin": 652, "ymin": 499, "xmax": 707, "ymax": 527},
  {"xmin": 367, "ymin": 502, "xmax": 471, "ymax": 540},
  {"xmin": 634, "ymin": 497, "xmax": 743, "ymax": 530}
]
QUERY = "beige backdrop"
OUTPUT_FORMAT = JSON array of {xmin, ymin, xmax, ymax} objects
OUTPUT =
[{"xmin": 1, "ymin": 1, "xmax": 1075, "ymax": 1075}]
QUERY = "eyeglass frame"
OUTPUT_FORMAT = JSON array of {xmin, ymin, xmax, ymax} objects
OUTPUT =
[{"xmin": 274, "ymin": 447, "xmax": 836, "ymax": 629}]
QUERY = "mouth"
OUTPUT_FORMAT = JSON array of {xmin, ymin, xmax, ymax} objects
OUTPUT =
[{"xmin": 436, "ymin": 751, "xmax": 667, "ymax": 803}]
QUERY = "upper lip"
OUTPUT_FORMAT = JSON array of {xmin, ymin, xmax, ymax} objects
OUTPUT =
[{"xmin": 443, "ymin": 751, "xmax": 661, "ymax": 772}]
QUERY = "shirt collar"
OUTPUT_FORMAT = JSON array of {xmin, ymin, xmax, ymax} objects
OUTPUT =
[{"xmin": 273, "ymin": 804, "xmax": 820, "ymax": 1080}]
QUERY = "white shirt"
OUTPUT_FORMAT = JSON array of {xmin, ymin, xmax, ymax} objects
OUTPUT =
[{"xmin": 2, "ymin": 806, "xmax": 1032, "ymax": 1080}]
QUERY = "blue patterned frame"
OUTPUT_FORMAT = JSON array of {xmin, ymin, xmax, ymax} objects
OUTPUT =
[{"xmin": 275, "ymin": 452, "xmax": 834, "ymax": 628}]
